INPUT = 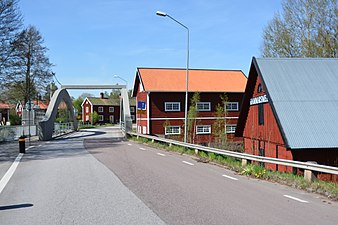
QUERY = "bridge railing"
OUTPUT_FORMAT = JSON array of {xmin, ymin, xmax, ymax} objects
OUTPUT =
[
  {"xmin": 53, "ymin": 122, "xmax": 74, "ymax": 137},
  {"xmin": 127, "ymin": 132, "xmax": 338, "ymax": 181}
]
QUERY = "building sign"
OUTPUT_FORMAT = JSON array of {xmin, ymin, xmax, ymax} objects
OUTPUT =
[
  {"xmin": 137, "ymin": 101, "xmax": 146, "ymax": 110},
  {"xmin": 250, "ymin": 94, "xmax": 268, "ymax": 105}
]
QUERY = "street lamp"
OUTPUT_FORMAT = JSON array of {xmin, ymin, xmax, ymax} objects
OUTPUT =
[
  {"xmin": 113, "ymin": 75, "xmax": 128, "ymax": 87},
  {"xmin": 156, "ymin": 10, "xmax": 189, "ymax": 143}
]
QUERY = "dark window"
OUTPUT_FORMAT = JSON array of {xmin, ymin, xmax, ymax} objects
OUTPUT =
[
  {"xmin": 258, "ymin": 104, "xmax": 264, "ymax": 125},
  {"xmin": 258, "ymin": 84, "xmax": 262, "ymax": 93}
]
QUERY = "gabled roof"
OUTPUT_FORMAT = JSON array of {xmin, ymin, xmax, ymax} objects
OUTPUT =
[
  {"xmin": 132, "ymin": 68, "xmax": 247, "ymax": 96},
  {"xmin": 86, "ymin": 97, "xmax": 120, "ymax": 106},
  {"xmin": 0, "ymin": 102, "xmax": 10, "ymax": 109},
  {"xmin": 236, "ymin": 57, "xmax": 338, "ymax": 149}
]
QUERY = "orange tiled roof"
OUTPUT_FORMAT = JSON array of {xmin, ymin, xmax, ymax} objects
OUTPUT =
[
  {"xmin": 0, "ymin": 102, "xmax": 10, "ymax": 109},
  {"xmin": 137, "ymin": 68, "xmax": 247, "ymax": 92}
]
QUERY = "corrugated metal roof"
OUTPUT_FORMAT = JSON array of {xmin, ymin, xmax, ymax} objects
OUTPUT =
[{"xmin": 256, "ymin": 58, "xmax": 338, "ymax": 149}]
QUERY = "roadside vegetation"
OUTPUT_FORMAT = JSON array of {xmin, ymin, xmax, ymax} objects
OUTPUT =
[{"xmin": 129, "ymin": 136, "xmax": 338, "ymax": 201}]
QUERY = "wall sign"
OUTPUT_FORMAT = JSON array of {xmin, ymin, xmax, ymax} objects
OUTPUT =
[
  {"xmin": 137, "ymin": 101, "xmax": 146, "ymax": 110},
  {"xmin": 250, "ymin": 94, "xmax": 268, "ymax": 105}
]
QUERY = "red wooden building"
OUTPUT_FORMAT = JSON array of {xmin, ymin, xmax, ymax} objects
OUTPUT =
[
  {"xmin": 132, "ymin": 68, "xmax": 247, "ymax": 144},
  {"xmin": 236, "ymin": 58, "xmax": 338, "ymax": 181},
  {"xmin": 81, "ymin": 93, "xmax": 136, "ymax": 124}
]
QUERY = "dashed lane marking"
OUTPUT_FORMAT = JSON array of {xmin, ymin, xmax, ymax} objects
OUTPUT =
[
  {"xmin": 128, "ymin": 144, "xmax": 132, "ymax": 146},
  {"xmin": 157, "ymin": 153, "xmax": 166, "ymax": 157},
  {"xmin": 0, "ymin": 153, "xmax": 24, "ymax": 195},
  {"xmin": 139, "ymin": 147, "xmax": 146, "ymax": 151},
  {"xmin": 182, "ymin": 161, "xmax": 194, "ymax": 166},
  {"xmin": 283, "ymin": 195, "xmax": 309, "ymax": 203},
  {"xmin": 222, "ymin": 174, "xmax": 238, "ymax": 181}
]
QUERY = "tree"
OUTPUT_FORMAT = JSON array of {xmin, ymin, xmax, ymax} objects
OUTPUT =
[
  {"xmin": 42, "ymin": 81, "xmax": 58, "ymax": 102},
  {"xmin": 187, "ymin": 92, "xmax": 200, "ymax": 143},
  {"xmin": 212, "ymin": 94, "xmax": 228, "ymax": 148},
  {"xmin": 262, "ymin": 0, "xmax": 337, "ymax": 58},
  {"xmin": 0, "ymin": 0, "xmax": 22, "ymax": 83},
  {"xmin": 6, "ymin": 25, "xmax": 53, "ymax": 104},
  {"xmin": 73, "ymin": 96, "xmax": 84, "ymax": 120}
]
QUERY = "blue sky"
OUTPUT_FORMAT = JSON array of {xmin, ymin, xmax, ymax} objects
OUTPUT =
[{"xmin": 19, "ymin": 0, "xmax": 282, "ymax": 98}]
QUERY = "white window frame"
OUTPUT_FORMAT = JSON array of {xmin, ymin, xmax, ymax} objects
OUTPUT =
[
  {"xmin": 165, "ymin": 126, "xmax": 181, "ymax": 135},
  {"xmin": 85, "ymin": 106, "xmax": 89, "ymax": 113},
  {"xmin": 196, "ymin": 102, "xmax": 211, "ymax": 111},
  {"xmin": 130, "ymin": 107, "xmax": 135, "ymax": 113},
  {"xmin": 109, "ymin": 107, "xmax": 114, "ymax": 112},
  {"xmin": 99, "ymin": 115, "xmax": 104, "ymax": 121},
  {"xmin": 196, "ymin": 125, "xmax": 211, "ymax": 134},
  {"xmin": 165, "ymin": 102, "xmax": 181, "ymax": 112},
  {"xmin": 226, "ymin": 102, "xmax": 239, "ymax": 111},
  {"xmin": 98, "ymin": 106, "xmax": 103, "ymax": 112},
  {"xmin": 226, "ymin": 124, "xmax": 237, "ymax": 134}
]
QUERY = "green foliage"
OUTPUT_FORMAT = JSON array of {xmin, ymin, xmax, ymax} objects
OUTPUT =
[
  {"xmin": 262, "ymin": 0, "xmax": 337, "ymax": 58},
  {"xmin": 73, "ymin": 96, "xmax": 84, "ymax": 118},
  {"xmin": 56, "ymin": 108, "xmax": 69, "ymax": 123},
  {"xmin": 9, "ymin": 112, "xmax": 21, "ymax": 125},
  {"xmin": 90, "ymin": 111, "xmax": 99, "ymax": 124},
  {"xmin": 241, "ymin": 164, "xmax": 267, "ymax": 178},
  {"xmin": 187, "ymin": 92, "xmax": 200, "ymax": 143},
  {"xmin": 212, "ymin": 93, "xmax": 228, "ymax": 148}
]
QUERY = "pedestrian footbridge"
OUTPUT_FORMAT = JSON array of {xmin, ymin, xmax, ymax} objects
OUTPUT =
[{"xmin": 38, "ymin": 85, "xmax": 132, "ymax": 141}]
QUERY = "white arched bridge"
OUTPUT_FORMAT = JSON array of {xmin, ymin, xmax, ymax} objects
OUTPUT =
[{"xmin": 38, "ymin": 85, "xmax": 132, "ymax": 141}]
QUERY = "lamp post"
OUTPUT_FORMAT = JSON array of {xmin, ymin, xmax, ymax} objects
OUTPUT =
[
  {"xmin": 113, "ymin": 75, "xmax": 128, "ymax": 87},
  {"xmin": 156, "ymin": 10, "xmax": 189, "ymax": 143}
]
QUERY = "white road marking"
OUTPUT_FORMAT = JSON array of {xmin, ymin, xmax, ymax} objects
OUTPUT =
[
  {"xmin": 38, "ymin": 144, "xmax": 42, "ymax": 147},
  {"xmin": 283, "ymin": 195, "xmax": 309, "ymax": 203},
  {"xmin": 182, "ymin": 161, "xmax": 194, "ymax": 166},
  {"xmin": 139, "ymin": 147, "xmax": 146, "ymax": 151},
  {"xmin": 27, "ymin": 146, "xmax": 34, "ymax": 150},
  {"xmin": 157, "ymin": 153, "xmax": 166, "ymax": 157},
  {"xmin": 222, "ymin": 174, "xmax": 238, "ymax": 181},
  {"xmin": 0, "ymin": 153, "xmax": 24, "ymax": 195},
  {"xmin": 128, "ymin": 144, "xmax": 132, "ymax": 146}
]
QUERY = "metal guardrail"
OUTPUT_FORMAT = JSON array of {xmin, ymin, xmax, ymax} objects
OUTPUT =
[{"xmin": 127, "ymin": 132, "xmax": 338, "ymax": 176}]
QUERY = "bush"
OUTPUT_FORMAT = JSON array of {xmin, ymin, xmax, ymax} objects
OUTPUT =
[{"xmin": 9, "ymin": 113, "xmax": 21, "ymax": 125}]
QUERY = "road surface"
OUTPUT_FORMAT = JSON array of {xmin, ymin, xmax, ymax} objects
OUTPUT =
[{"xmin": 0, "ymin": 127, "xmax": 337, "ymax": 225}]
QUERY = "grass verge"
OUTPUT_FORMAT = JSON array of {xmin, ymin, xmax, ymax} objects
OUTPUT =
[{"xmin": 129, "ymin": 136, "xmax": 338, "ymax": 201}]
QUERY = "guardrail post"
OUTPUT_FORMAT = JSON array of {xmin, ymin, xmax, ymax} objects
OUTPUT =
[
  {"xmin": 195, "ymin": 149, "xmax": 199, "ymax": 155},
  {"xmin": 151, "ymin": 139, "xmax": 155, "ymax": 143},
  {"xmin": 304, "ymin": 161, "xmax": 317, "ymax": 182},
  {"xmin": 137, "ymin": 135, "xmax": 139, "ymax": 139},
  {"xmin": 169, "ymin": 143, "xmax": 172, "ymax": 147},
  {"xmin": 242, "ymin": 159, "xmax": 248, "ymax": 167}
]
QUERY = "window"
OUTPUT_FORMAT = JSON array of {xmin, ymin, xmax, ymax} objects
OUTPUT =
[
  {"xmin": 85, "ymin": 107, "xmax": 89, "ymax": 113},
  {"xmin": 109, "ymin": 107, "xmax": 114, "ymax": 112},
  {"xmin": 98, "ymin": 106, "xmax": 103, "ymax": 112},
  {"xmin": 226, "ymin": 124, "xmax": 237, "ymax": 134},
  {"xmin": 258, "ymin": 104, "xmax": 264, "ymax": 125},
  {"xmin": 165, "ymin": 102, "xmax": 180, "ymax": 112},
  {"xmin": 196, "ymin": 125, "xmax": 211, "ymax": 134},
  {"xmin": 110, "ymin": 115, "xmax": 114, "ymax": 123},
  {"xmin": 226, "ymin": 102, "xmax": 239, "ymax": 111},
  {"xmin": 85, "ymin": 115, "xmax": 89, "ymax": 121},
  {"xmin": 99, "ymin": 115, "xmax": 104, "ymax": 121},
  {"xmin": 130, "ymin": 107, "xmax": 135, "ymax": 113},
  {"xmin": 165, "ymin": 126, "xmax": 181, "ymax": 135},
  {"xmin": 257, "ymin": 84, "xmax": 263, "ymax": 93},
  {"xmin": 131, "ymin": 115, "xmax": 135, "ymax": 121},
  {"xmin": 196, "ymin": 102, "xmax": 211, "ymax": 111}
]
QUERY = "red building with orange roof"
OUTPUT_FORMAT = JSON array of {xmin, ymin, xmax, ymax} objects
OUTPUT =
[{"xmin": 132, "ymin": 68, "xmax": 247, "ymax": 145}]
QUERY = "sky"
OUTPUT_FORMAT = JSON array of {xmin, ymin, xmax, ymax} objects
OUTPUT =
[{"xmin": 18, "ymin": 0, "xmax": 282, "ymax": 98}]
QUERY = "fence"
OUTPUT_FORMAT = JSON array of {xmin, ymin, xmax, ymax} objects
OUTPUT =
[
  {"xmin": 0, "ymin": 125, "xmax": 37, "ymax": 142},
  {"xmin": 53, "ymin": 122, "xmax": 74, "ymax": 137},
  {"xmin": 127, "ymin": 132, "xmax": 338, "ymax": 181}
]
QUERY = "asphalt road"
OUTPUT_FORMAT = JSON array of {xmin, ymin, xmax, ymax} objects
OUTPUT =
[{"xmin": 0, "ymin": 127, "xmax": 337, "ymax": 225}]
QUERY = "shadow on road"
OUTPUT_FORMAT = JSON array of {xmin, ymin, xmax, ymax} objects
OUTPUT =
[{"xmin": 0, "ymin": 203, "xmax": 34, "ymax": 211}]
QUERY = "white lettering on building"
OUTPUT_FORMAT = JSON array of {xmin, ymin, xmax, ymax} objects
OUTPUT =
[{"xmin": 250, "ymin": 94, "xmax": 268, "ymax": 105}]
